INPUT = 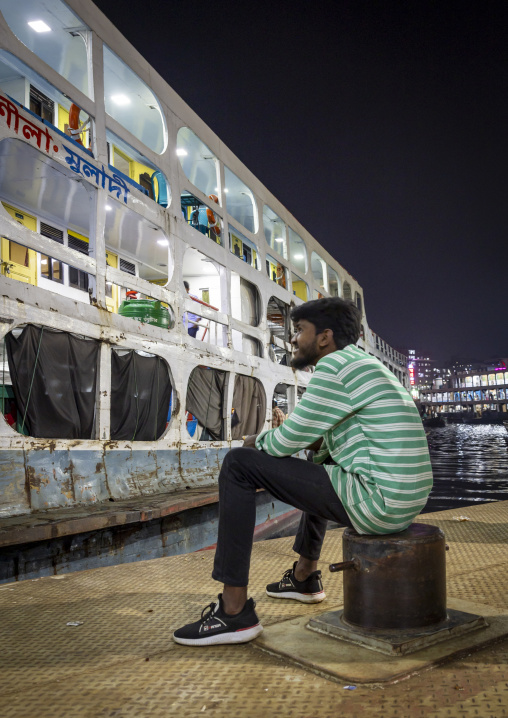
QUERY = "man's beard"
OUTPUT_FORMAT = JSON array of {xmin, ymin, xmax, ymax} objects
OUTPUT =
[{"xmin": 290, "ymin": 341, "xmax": 320, "ymax": 370}]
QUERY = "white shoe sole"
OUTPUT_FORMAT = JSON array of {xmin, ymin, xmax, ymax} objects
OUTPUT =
[
  {"xmin": 173, "ymin": 623, "xmax": 263, "ymax": 646},
  {"xmin": 266, "ymin": 589, "xmax": 326, "ymax": 604}
]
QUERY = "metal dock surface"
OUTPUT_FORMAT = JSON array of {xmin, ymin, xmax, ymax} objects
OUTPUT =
[{"xmin": 0, "ymin": 501, "xmax": 507, "ymax": 717}]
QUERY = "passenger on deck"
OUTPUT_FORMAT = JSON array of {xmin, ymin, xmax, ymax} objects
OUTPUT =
[
  {"xmin": 173, "ymin": 297, "xmax": 433, "ymax": 647},
  {"xmin": 183, "ymin": 281, "xmax": 201, "ymax": 338}
]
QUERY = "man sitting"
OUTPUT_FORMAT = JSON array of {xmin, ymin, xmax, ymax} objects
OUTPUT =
[{"xmin": 173, "ymin": 297, "xmax": 433, "ymax": 646}]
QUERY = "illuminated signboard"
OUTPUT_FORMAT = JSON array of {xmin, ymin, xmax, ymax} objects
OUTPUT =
[{"xmin": 408, "ymin": 363, "xmax": 415, "ymax": 386}]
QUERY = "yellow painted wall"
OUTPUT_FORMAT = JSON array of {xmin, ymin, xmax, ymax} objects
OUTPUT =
[{"xmin": 292, "ymin": 280, "xmax": 308, "ymax": 301}]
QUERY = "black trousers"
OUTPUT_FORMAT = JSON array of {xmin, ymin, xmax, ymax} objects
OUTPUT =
[{"xmin": 212, "ymin": 447, "xmax": 353, "ymax": 587}]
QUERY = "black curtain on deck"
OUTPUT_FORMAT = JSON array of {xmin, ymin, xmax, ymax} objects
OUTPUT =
[
  {"xmin": 5, "ymin": 324, "xmax": 99, "ymax": 439},
  {"xmin": 110, "ymin": 350, "xmax": 171, "ymax": 441},
  {"xmin": 186, "ymin": 366, "xmax": 226, "ymax": 440}
]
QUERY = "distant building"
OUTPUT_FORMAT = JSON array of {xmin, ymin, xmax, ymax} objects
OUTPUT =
[
  {"xmin": 368, "ymin": 331, "xmax": 410, "ymax": 390},
  {"xmin": 420, "ymin": 359, "xmax": 508, "ymax": 415},
  {"xmin": 407, "ymin": 349, "xmax": 435, "ymax": 399}
]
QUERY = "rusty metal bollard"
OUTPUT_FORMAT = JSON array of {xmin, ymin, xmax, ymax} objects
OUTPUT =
[{"xmin": 330, "ymin": 523, "xmax": 447, "ymax": 630}]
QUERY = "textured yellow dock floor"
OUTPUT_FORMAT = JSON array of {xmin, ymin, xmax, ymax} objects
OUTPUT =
[{"xmin": 0, "ymin": 502, "xmax": 506, "ymax": 717}]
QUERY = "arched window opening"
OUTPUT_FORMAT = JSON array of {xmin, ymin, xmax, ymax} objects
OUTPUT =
[
  {"xmin": 231, "ymin": 376, "xmax": 266, "ymax": 440},
  {"xmin": 0, "ymin": 50, "xmax": 92, "ymax": 153},
  {"xmin": 0, "ymin": 2, "xmax": 90, "ymax": 97},
  {"xmin": 311, "ymin": 252, "xmax": 326, "ymax": 294},
  {"xmin": 229, "ymin": 226, "xmax": 259, "ymax": 270},
  {"xmin": 186, "ymin": 366, "xmax": 227, "ymax": 441},
  {"xmin": 267, "ymin": 297, "xmax": 291, "ymax": 365},
  {"xmin": 266, "ymin": 254, "xmax": 287, "ymax": 288},
  {"xmin": 272, "ymin": 384, "xmax": 291, "ymax": 423},
  {"xmin": 183, "ymin": 248, "xmax": 226, "ymax": 347},
  {"xmin": 355, "ymin": 291, "xmax": 363, "ymax": 315},
  {"xmin": 224, "ymin": 166, "xmax": 257, "ymax": 234},
  {"xmin": 177, "ymin": 127, "xmax": 219, "ymax": 198},
  {"xmin": 110, "ymin": 349, "xmax": 172, "ymax": 440},
  {"xmin": 103, "ymin": 45, "xmax": 167, "ymax": 154},
  {"xmin": 288, "ymin": 228, "xmax": 307, "ymax": 273},
  {"xmin": 107, "ymin": 131, "xmax": 170, "ymax": 206},
  {"xmin": 231, "ymin": 274, "xmax": 260, "ymax": 327},
  {"xmin": 181, "ymin": 190, "xmax": 222, "ymax": 246},
  {"xmin": 343, "ymin": 281, "xmax": 352, "ymax": 301},
  {"xmin": 291, "ymin": 272, "xmax": 308, "ymax": 301},
  {"xmin": 263, "ymin": 205, "xmax": 287, "ymax": 259},
  {"xmin": 4, "ymin": 325, "xmax": 99, "ymax": 438},
  {"xmin": 327, "ymin": 266, "xmax": 340, "ymax": 297}
]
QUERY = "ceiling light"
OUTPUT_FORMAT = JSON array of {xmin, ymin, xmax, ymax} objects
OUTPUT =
[
  {"xmin": 157, "ymin": 239, "xmax": 169, "ymax": 246},
  {"xmin": 105, "ymin": 205, "xmax": 112, "ymax": 211},
  {"xmin": 111, "ymin": 94, "xmax": 130, "ymax": 106},
  {"xmin": 176, "ymin": 148, "xmax": 187, "ymax": 157},
  {"xmin": 294, "ymin": 254, "xmax": 303, "ymax": 259},
  {"xmin": 274, "ymin": 237, "xmax": 284, "ymax": 243},
  {"xmin": 28, "ymin": 20, "xmax": 51, "ymax": 32}
]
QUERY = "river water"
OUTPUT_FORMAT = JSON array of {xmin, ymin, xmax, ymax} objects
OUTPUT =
[{"xmin": 423, "ymin": 424, "xmax": 508, "ymax": 513}]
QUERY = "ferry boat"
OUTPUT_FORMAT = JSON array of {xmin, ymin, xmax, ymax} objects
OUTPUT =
[{"xmin": 0, "ymin": 0, "xmax": 409, "ymax": 526}]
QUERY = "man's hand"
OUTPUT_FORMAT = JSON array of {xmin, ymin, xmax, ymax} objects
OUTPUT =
[{"xmin": 242, "ymin": 434, "xmax": 259, "ymax": 448}]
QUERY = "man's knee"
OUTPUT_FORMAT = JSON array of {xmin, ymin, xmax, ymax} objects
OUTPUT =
[{"xmin": 220, "ymin": 447, "xmax": 259, "ymax": 483}]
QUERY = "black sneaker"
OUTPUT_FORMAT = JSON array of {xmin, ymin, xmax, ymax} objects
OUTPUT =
[
  {"xmin": 266, "ymin": 562, "xmax": 326, "ymax": 603},
  {"xmin": 172, "ymin": 594, "xmax": 263, "ymax": 646}
]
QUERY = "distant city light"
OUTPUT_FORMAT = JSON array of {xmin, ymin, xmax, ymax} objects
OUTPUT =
[{"xmin": 28, "ymin": 20, "xmax": 51, "ymax": 32}]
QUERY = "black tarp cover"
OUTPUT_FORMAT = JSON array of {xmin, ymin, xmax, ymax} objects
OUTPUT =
[
  {"xmin": 6, "ymin": 324, "xmax": 99, "ymax": 439},
  {"xmin": 110, "ymin": 350, "xmax": 172, "ymax": 441},
  {"xmin": 186, "ymin": 366, "xmax": 226, "ymax": 440}
]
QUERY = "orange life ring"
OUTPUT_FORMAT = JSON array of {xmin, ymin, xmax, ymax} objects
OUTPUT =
[
  {"xmin": 206, "ymin": 194, "xmax": 221, "ymax": 235},
  {"xmin": 69, "ymin": 103, "xmax": 83, "ymax": 145}
]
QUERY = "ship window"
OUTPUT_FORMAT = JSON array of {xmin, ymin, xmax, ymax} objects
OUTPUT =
[
  {"xmin": 103, "ymin": 45, "xmax": 167, "ymax": 154},
  {"xmin": 267, "ymin": 296, "xmax": 291, "ymax": 365},
  {"xmin": 231, "ymin": 331, "xmax": 263, "ymax": 357},
  {"xmin": 272, "ymin": 384, "xmax": 290, "ymax": 421},
  {"xmin": 0, "ymin": 1, "xmax": 90, "ymax": 96},
  {"xmin": 343, "ymin": 281, "xmax": 352, "ymax": 300},
  {"xmin": 224, "ymin": 166, "xmax": 257, "ymax": 234},
  {"xmin": 355, "ymin": 291, "xmax": 363, "ymax": 314},
  {"xmin": 0, "ymin": 51, "xmax": 92, "ymax": 151},
  {"xmin": 231, "ymin": 376, "xmax": 266, "ymax": 440},
  {"xmin": 186, "ymin": 366, "xmax": 227, "ymax": 441},
  {"xmin": 327, "ymin": 266, "xmax": 340, "ymax": 297},
  {"xmin": 263, "ymin": 205, "xmax": 287, "ymax": 259},
  {"xmin": 104, "ymin": 198, "xmax": 172, "ymax": 309},
  {"xmin": 106, "ymin": 130, "xmax": 170, "ymax": 206},
  {"xmin": 4, "ymin": 324, "xmax": 99, "ymax": 438},
  {"xmin": 288, "ymin": 228, "xmax": 307, "ymax": 273},
  {"xmin": 311, "ymin": 252, "xmax": 326, "ymax": 293},
  {"xmin": 110, "ymin": 349, "xmax": 172, "ymax": 441},
  {"xmin": 291, "ymin": 272, "xmax": 308, "ymax": 301},
  {"xmin": 177, "ymin": 127, "xmax": 219, "ymax": 198},
  {"xmin": 183, "ymin": 248, "xmax": 226, "ymax": 346},
  {"xmin": 229, "ymin": 227, "xmax": 259, "ymax": 270},
  {"xmin": 266, "ymin": 254, "xmax": 287, "ymax": 288},
  {"xmin": 231, "ymin": 274, "xmax": 260, "ymax": 327},
  {"xmin": 181, "ymin": 190, "xmax": 223, "ymax": 246}
]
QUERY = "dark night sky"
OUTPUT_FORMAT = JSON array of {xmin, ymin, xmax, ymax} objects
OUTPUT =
[{"xmin": 92, "ymin": 0, "xmax": 508, "ymax": 363}]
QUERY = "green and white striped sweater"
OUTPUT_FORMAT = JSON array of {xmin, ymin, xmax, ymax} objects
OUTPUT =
[{"xmin": 255, "ymin": 345, "xmax": 433, "ymax": 534}]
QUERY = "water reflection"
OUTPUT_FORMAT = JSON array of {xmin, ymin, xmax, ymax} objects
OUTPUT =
[{"xmin": 424, "ymin": 425, "xmax": 508, "ymax": 512}]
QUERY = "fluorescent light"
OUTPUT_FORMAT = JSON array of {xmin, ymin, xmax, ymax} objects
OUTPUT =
[
  {"xmin": 294, "ymin": 254, "xmax": 303, "ymax": 259},
  {"xmin": 28, "ymin": 20, "xmax": 51, "ymax": 32},
  {"xmin": 176, "ymin": 148, "xmax": 187, "ymax": 157},
  {"xmin": 157, "ymin": 239, "xmax": 169, "ymax": 246},
  {"xmin": 274, "ymin": 237, "xmax": 284, "ymax": 243},
  {"xmin": 111, "ymin": 94, "xmax": 130, "ymax": 106},
  {"xmin": 105, "ymin": 205, "xmax": 112, "ymax": 211}
]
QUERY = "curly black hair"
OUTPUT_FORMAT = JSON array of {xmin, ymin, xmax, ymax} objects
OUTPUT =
[{"xmin": 290, "ymin": 297, "xmax": 361, "ymax": 350}]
